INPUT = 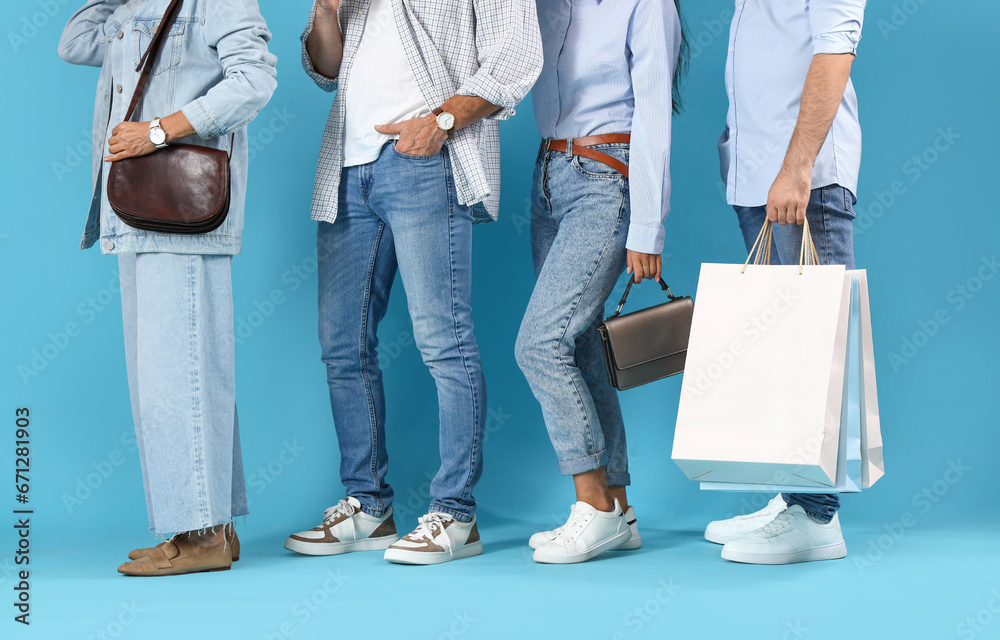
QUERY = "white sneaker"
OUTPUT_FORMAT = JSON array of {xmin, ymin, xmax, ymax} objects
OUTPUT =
[
  {"xmin": 384, "ymin": 512, "xmax": 483, "ymax": 565},
  {"xmin": 529, "ymin": 505, "xmax": 642, "ymax": 551},
  {"xmin": 532, "ymin": 499, "xmax": 631, "ymax": 564},
  {"xmin": 721, "ymin": 505, "xmax": 847, "ymax": 565},
  {"xmin": 284, "ymin": 497, "xmax": 399, "ymax": 555},
  {"xmin": 704, "ymin": 494, "xmax": 787, "ymax": 544}
]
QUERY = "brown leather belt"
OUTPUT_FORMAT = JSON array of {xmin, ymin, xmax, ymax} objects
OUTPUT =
[{"xmin": 542, "ymin": 133, "xmax": 631, "ymax": 178}]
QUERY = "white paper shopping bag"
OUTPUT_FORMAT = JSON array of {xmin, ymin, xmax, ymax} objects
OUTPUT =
[
  {"xmin": 699, "ymin": 278, "xmax": 865, "ymax": 493},
  {"xmin": 856, "ymin": 273, "xmax": 885, "ymax": 487},
  {"xmin": 671, "ymin": 254, "xmax": 852, "ymax": 487}
]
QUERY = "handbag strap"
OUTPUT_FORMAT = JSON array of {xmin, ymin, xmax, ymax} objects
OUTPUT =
[
  {"xmin": 123, "ymin": 0, "xmax": 185, "ymax": 123},
  {"xmin": 741, "ymin": 218, "xmax": 821, "ymax": 275},
  {"xmin": 611, "ymin": 278, "xmax": 675, "ymax": 318}
]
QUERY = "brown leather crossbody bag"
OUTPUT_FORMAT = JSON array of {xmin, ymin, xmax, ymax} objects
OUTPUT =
[
  {"xmin": 107, "ymin": 0, "xmax": 231, "ymax": 235},
  {"xmin": 599, "ymin": 278, "xmax": 695, "ymax": 391}
]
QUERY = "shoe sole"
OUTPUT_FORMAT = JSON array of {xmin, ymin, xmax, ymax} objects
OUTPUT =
[
  {"xmin": 533, "ymin": 529, "xmax": 632, "ymax": 564},
  {"xmin": 119, "ymin": 565, "xmax": 231, "ymax": 577},
  {"xmin": 721, "ymin": 541, "xmax": 847, "ymax": 565},
  {"xmin": 532, "ymin": 532, "xmax": 641, "ymax": 551},
  {"xmin": 284, "ymin": 535, "xmax": 399, "ymax": 556},
  {"xmin": 383, "ymin": 540, "xmax": 483, "ymax": 565},
  {"xmin": 613, "ymin": 535, "xmax": 642, "ymax": 551}
]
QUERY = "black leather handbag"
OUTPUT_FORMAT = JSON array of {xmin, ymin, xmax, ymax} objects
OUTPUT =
[{"xmin": 598, "ymin": 278, "xmax": 695, "ymax": 391}]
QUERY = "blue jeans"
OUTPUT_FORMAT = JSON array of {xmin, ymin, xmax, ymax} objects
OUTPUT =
[
  {"xmin": 515, "ymin": 144, "xmax": 631, "ymax": 486},
  {"xmin": 734, "ymin": 184, "xmax": 857, "ymax": 523},
  {"xmin": 317, "ymin": 142, "xmax": 486, "ymax": 523},
  {"xmin": 119, "ymin": 252, "xmax": 247, "ymax": 535}
]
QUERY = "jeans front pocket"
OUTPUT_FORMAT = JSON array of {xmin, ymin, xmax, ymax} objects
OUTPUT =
[
  {"xmin": 571, "ymin": 145, "xmax": 629, "ymax": 181},
  {"xmin": 391, "ymin": 142, "xmax": 444, "ymax": 161}
]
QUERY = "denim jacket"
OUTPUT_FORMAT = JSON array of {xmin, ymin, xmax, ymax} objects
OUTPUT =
[{"xmin": 59, "ymin": 0, "xmax": 277, "ymax": 255}]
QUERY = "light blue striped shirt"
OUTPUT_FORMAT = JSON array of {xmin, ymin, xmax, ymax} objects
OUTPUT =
[
  {"xmin": 534, "ymin": 0, "xmax": 680, "ymax": 255},
  {"xmin": 720, "ymin": 0, "xmax": 865, "ymax": 207}
]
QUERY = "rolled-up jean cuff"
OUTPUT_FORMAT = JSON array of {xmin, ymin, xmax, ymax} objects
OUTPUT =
[
  {"xmin": 606, "ymin": 472, "xmax": 631, "ymax": 488},
  {"xmin": 429, "ymin": 504, "xmax": 474, "ymax": 524},
  {"xmin": 557, "ymin": 450, "xmax": 608, "ymax": 477}
]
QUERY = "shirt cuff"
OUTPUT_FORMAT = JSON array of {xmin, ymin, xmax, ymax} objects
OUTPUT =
[
  {"xmin": 181, "ymin": 99, "xmax": 223, "ymax": 139},
  {"xmin": 813, "ymin": 29, "xmax": 861, "ymax": 56},
  {"xmin": 456, "ymin": 73, "xmax": 516, "ymax": 120},
  {"xmin": 625, "ymin": 223, "xmax": 665, "ymax": 256}
]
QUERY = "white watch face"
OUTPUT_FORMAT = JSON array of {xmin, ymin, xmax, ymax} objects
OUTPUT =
[
  {"xmin": 437, "ymin": 112, "xmax": 455, "ymax": 131},
  {"xmin": 149, "ymin": 127, "xmax": 166, "ymax": 146}
]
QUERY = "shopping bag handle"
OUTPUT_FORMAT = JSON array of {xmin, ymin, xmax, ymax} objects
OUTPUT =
[
  {"xmin": 611, "ymin": 277, "xmax": 675, "ymax": 318},
  {"xmin": 741, "ymin": 218, "xmax": 821, "ymax": 275}
]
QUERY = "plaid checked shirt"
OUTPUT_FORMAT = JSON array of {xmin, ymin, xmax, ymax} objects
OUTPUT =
[{"xmin": 301, "ymin": 0, "xmax": 542, "ymax": 224}]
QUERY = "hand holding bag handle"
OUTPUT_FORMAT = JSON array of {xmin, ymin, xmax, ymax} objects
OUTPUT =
[
  {"xmin": 741, "ymin": 218, "xmax": 820, "ymax": 275},
  {"xmin": 107, "ymin": 0, "xmax": 234, "ymax": 235}
]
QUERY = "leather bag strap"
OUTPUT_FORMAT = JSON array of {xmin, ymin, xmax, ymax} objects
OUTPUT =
[
  {"xmin": 612, "ymin": 278, "xmax": 675, "ymax": 318},
  {"xmin": 123, "ymin": 0, "xmax": 185, "ymax": 123}
]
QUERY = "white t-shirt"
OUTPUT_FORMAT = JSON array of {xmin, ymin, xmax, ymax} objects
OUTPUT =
[{"xmin": 342, "ymin": 0, "xmax": 430, "ymax": 167}]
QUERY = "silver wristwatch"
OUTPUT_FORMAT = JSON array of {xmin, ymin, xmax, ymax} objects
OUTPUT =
[{"xmin": 149, "ymin": 118, "xmax": 168, "ymax": 149}]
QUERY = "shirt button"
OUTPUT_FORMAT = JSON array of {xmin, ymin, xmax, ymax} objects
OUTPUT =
[
  {"xmin": 117, "ymin": 31, "xmax": 124, "ymax": 39},
  {"xmin": 116, "ymin": 85, "xmax": 123, "ymax": 93},
  {"xmin": 104, "ymin": 241, "xmax": 115, "ymax": 251}
]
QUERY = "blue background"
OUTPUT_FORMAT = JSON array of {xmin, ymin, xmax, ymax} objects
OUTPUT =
[{"xmin": 1, "ymin": 1, "xmax": 998, "ymax": 638}]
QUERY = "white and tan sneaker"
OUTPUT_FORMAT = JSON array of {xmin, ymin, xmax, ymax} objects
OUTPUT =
[
  {"xmin": 384, "ymin": 512, "xmax": 483, "ymax": 565},
  {"xmin": 529, "ymin": 505, "xmax": 642, "ymax": 551},
  {"xmin": 532, "ymin": 499, "xmax": 631, "ymax": 564},
  {"xmin": 704, "ymin": 494, "xmax": 787, "ymax": 544},
  {"xmin": 284, "ymin": 497, "xmax": 399, "ymax": 556},
  {"xmin": 721, "ymin": 505, "xmax": 847, "ymax": 565}
]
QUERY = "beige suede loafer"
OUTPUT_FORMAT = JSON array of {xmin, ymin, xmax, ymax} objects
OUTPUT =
[
  {"xmin": 129, "ymin": 529, "xmax": 240, "ymax": 562},
  {"xmin": 118, "ymin": 536, "xmax": 232, "ymax": 577}
]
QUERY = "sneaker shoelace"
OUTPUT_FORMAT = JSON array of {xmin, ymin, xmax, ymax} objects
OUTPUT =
[
  {"xmin": 413, "ymin": 513, "xmax": 455, "ymax": 555},
  {"xmin": 322, "ymin": 499, "xmax": 359, "ymax": 539},
  {"xmin": 551, "ymin": 504, "xmax": 592, "ymax": 548},
  {"xmin": 754, "ymin": 511, "xmax": 794, "ymax": 537}
]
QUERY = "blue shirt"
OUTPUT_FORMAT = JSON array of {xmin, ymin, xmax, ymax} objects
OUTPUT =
[
  {"xmin": 720, "ymin": 0, "xmax": 865, "ymax": 207},
  {"xmin": 534, "ymin": 0, "xmax": 681, "ymax": 255}
]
